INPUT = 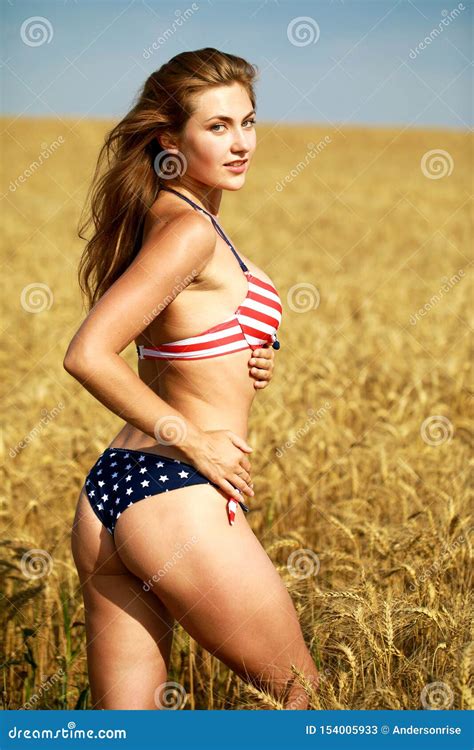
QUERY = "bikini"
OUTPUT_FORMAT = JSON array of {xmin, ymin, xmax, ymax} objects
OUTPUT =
[
  {"xmin": 84, "ymin": 187, "xmax": 283, "ymax": 537},
  {"xmin": 136, "ymin": 186, "xmax": 282, "ymax": 361}
]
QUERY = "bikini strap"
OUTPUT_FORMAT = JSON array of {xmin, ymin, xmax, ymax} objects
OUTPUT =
[{"xmin": 160, "ymin": 186, "xmax": 249, "ymax": 273}]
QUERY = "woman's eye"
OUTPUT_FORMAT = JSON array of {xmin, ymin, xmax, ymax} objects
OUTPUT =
[{"xmin": 210, "ymin": 119, "xmax": 257, "ymax": 132}]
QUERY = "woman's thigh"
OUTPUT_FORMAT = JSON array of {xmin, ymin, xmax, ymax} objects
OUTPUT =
[
  {"xmin": 113, "ymin": 484, "xmax": 313, "ymax": 692},
  {"xmin": 71, "ymin": 489, "xmax": 175, "ymax": 709}
]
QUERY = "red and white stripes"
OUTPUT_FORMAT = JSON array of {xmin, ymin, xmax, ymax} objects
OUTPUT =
[{"xmin": 138, "ymin": 271, "xmax": 282, "ymax": 361}]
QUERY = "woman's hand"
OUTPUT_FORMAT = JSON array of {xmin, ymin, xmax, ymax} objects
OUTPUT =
[
  {"xmin": 184, "ymin": 428, "xmax": 254, "ymax": 502},
  {"xmin": 248, "ymin": 344, "xmax": 275, "ymax": 389}
]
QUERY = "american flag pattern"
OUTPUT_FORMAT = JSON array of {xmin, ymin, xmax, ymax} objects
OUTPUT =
[
  {"xmin": 84, "ymin": 447, "xmax": 249, "ymax": 537},
  {"xmin": 136, "ymin": 186, "xmax": 282, "ymax": 362},
  {"xmin": 137, "ymin": 271, "xmax": 282, "ymax": 361}
]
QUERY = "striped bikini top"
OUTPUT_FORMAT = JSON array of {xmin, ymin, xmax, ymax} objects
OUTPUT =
[{"xmin": 136, "ymin": 186, "xmax": 282, "ymax": 361}]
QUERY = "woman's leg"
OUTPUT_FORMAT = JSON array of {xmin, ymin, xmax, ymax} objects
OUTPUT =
[
  {"xmin": 71, "ymin": 489, "xmax": 175, "ymax": 709},
  {"xmin": 113, "ymin": 483, "xmax": 319, "ymax": 709}
]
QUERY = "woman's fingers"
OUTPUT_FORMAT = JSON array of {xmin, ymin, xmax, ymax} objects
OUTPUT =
[
  {"xmin": 250, "ymin": 362, "xmax": 272, "ymax": 388},
  {"xmin": 250, "ymin": 363, "xmax": 272, "ymax": 377},
  {"xmin": 248, "ymin": 347, "xmax": 274, "ymax": 388},
  {"xmin": 220, "ymin": 477, "xmax": 253, "ymax": 501},
  {"xmin": 230, "ymin": 472, "xmax": 254, "ymax": 497},
  {"xmin": 249, "ymin": 350, "xmax": 273, "ymax": 369},
  {"xmin": 235, "ymin": 467, "xmax": 252, "ymax": 488},
  {"xmin": 219, "ymin": 479, "xmax": 244, "ymax": 501}
]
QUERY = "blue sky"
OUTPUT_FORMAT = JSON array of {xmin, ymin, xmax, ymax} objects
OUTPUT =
[{"xmin": 1, "ymin": 0, "xmax": 472, "ymax": 129}]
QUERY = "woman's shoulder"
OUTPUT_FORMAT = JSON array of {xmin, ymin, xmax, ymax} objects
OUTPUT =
[
  {"xmin": 141, "ymin": 197, "xmax": 216, "ymax": 258},
  {"xmin": 144, "ymin": 196, "xmax": 209, "ymax": 236}
]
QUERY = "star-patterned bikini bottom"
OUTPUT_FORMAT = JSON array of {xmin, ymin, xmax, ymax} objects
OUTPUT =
[{"xmin": 84, "ymin": 447, "xmax": 249, "ymax": 537}]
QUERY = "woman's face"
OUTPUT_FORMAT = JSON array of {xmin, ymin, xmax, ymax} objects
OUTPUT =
[{"xmin": 176, "ymin": 82, "xmax": 257, "ymax": 191}]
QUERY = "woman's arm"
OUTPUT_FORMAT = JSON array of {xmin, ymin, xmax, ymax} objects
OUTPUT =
[{"xmin": 63, "ymin": 212, "xmax": 216, "ymax": 456}]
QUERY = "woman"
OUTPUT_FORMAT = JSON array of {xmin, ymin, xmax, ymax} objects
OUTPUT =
[{"xmin": 65, "ymin": 47, "xmax": 319, "ymax": 710}]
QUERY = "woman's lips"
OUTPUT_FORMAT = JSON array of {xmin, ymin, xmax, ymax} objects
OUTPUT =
[{"xmin": 224, "ymin": 159, "xmax": 248, "ymax": 174}]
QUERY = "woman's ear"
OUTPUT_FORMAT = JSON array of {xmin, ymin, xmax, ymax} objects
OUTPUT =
[{"xmin": 159, "ymin": 132, "xmax": 178, "ymax": 152}]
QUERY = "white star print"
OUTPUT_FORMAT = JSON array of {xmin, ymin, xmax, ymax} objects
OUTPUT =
[
  {"xmin": 101, "ymin": 494, "xmax": 108, "ymax": 501},
  {"xmin": 138, "ymin": 455, "xmax": 146, "ymax": 461},
  {"xmin": 139, "ymin": 467, "xmax": 147, "ymax": 474},
  {"xmin": 97, "ymin": 469, "xmax": 103, "ymax": 475},
  {"xmin": 141, "ymin": 480, "xmax": 150, "ymax": 488},
  {"xmin": 97, "ymin": 503, "xmax": 104, "ymax": 510},
  {"xmin": 159, "ymin": 475, "xmax": 169, "ymax": 482},
  {"xmin": 110, "ymin": 462, "xmax": 117, "ymax": 467},
  {"xmin": 156, "ymin": 461, "xmax": 164, "ymax": 468},
  {"xmin": 125, "ymin": 475, "xmax": 132, "ymax": 482},
  {"xmin": 116, "ymin": 512, "xmax": 121, "ymax": 518},
  {"xmin": 110, "ymin": 452, "xmax": 116, "ymax": 457},
  {"xmin": 127, "ymin": 501, "xmax": 133, "ymax": 507},
  {"xmin": 111, "ymin": 472, "xmax": 118, "ymax": 478},
  {"xmin": 124, "ymin": 453, "xmax": 130, "ymax": 458},
  {"xmin": 115, "ymin": 499, "xmax": 120, "ymax": 504},
  {"xmin": 178, "ymin": 470, "xmax": 189, "ymax": 478},
  {"xmin": 113, "ymin": 484, "xmax": 119, "ymax": 491},
  {"xmin": 98, "ymin": 480, "xmax": 105, "ymax": 487},
  {"xmin": 173, "ymin": 459, "xmax": 181, "ymax": 463},
  {"xmin": 125, "ymin": 464, "xmax": 132, "ymax": 470},
  {"xmin": 126, "ymin": 488, "xmax": 133, "ymax": 496},
  {"xmin": 89, "ymin": 490, "xmax": 95, "ymax": 497}
]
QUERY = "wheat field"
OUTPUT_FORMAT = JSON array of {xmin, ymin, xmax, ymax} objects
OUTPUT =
[{"xmin": 1, "ymin": 117, "xmax": 472, "ymax": 710}]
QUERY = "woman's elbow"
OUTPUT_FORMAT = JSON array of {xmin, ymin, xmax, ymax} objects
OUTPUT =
[{"xmin": 63, "ymin": 342, "xmax": 96, "ymax": 377}]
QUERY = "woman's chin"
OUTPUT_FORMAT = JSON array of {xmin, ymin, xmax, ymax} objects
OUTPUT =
[
  {"xmin": 220, "ymin": 175, "xmax": 248, "ymax": 191},
  {"xmin": 201, "ymin": 172, "xmax": 248, "ymax": 191}
]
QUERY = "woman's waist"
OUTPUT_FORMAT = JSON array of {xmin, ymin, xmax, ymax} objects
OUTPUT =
[{"xmin": 107, "ymin": 393, "xmax": 252, "ymax": 461}]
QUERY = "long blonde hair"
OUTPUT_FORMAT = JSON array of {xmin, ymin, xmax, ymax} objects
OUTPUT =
[{"xmin": 77, "ymin": 47, "xmax": 258, "ymax": 311}]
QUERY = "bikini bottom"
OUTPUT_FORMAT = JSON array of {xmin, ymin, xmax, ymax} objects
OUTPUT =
[{"xmin": 83, "ymin": 447, "xmax": 249, "ymax": 537}]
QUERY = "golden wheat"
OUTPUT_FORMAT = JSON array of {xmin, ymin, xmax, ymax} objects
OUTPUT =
[{"xmin": 1, "ymin": 117, "xmax": 472, "ymax": 709}]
